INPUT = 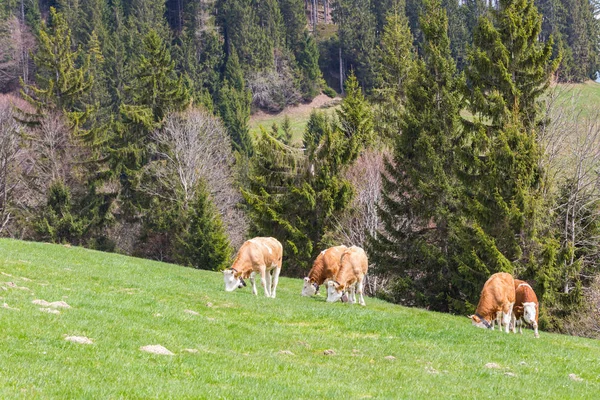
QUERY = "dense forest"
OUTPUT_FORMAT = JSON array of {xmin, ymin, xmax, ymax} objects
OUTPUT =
[{"xmin": 1, "ymin": 0, "xmax": 600, "ymax": 336}]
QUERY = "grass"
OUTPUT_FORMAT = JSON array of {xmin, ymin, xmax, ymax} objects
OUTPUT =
[
  {"xmin": 1, "ymin": 239, "xmax": 600, "ymax": 398},
  {"xmin": 552, "ymin": 80, "xmax": 600, "ymax": 116},
  {"xmin": 249, "ymin": 102, "xmax": 340, "ymax": 145}
]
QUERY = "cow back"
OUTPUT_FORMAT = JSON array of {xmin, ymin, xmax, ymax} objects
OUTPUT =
[
  {"xmin": 475, "ymin": 272, "xmax": 516, "ymax": 318},
  {"xmin": 309, "ymin": 245, "xmax": 347, "ymax": 285}
]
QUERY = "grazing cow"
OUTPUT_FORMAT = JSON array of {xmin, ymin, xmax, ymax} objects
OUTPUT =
[
  {"xmin": 511, "ymin": 279, "xmax": 540, "ymax": 338},
  {"xmin": 469, "ymin": 272, "xmax": 515, "ymax": 333},
  {"xmin": 223, "ymin": 237, "xmax": 283, "ymax": 298},
  {"xmin": 326, "ymin": 246, "xmax": 369, "ymax": 306},
  {"xmin": 302, "ymin": 245, "xmax": 347, "ymax": 296}
]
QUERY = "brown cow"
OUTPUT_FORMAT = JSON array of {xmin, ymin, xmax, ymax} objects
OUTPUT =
[
  {"xmin": 511, "ymin": 279, "xmax": 540, "ymax": 338},
  {"xmin": 469, "ymin": 272, "xmax": 515, "ymax": 333},
  {"xmin": 223, "ymin": 237, "xmax": 283, "ymax": 298},
  {"xmin": 302, "ymin": 245, "xmax": 347, "ymax": 296},
  {"xmin": 326, "ymin": 246, "xmax": 369, "ymax": 306}
]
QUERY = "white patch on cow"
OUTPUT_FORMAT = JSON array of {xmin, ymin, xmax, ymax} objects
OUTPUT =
[
  {"xmin": 262, "ymin": 243, "xmax": 272, "ymax": 254},
  {"xmin": 301, "ymin": 277, "xmax": 317, "ymax": 296},
  {"xmin": 517, "ymin": 282, "xmax": 532, "ymax": 290},
  {"xmin": 522, "ymin": 302, "xmax": 536, "ymax": 325},
  {"xmin": 320, "ymin": 249, "xmax": 326, "ymax": 256},
  {"xmin": 223, "ymin": 269, "xmax": 243, "ymax": 292},
  {"xmin": 326, "ymin": 281, "xmax": 343, "ymax": 303}
]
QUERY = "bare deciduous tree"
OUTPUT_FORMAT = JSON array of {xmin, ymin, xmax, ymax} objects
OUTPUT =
[
  {"xmin": 0, "ymin": 95, "xmax": 23, "ymax": 232},
  {"xmin": 540, "ymin": 86, "xmax": 600, "ymax": 296},
  {"xmin": 145, "ymin": 107, "xmax": 248, "ymax": 247},
  {"xmin": 0, "ymin": 16, "xmax": 34, "ymax": 93}
]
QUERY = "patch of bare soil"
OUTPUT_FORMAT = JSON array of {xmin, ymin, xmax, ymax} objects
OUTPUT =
[
  {"xmin": 250, "ymin": 94, "xmax": 340, "ymax": 123},
  {"xmin": 5, "ymin": 282, "xmax": 30, "ymax": 291},
  {"xmin": 184, "ymin": 309, "xmax": 200, "ymax": 316},
  {"xmin": 140, "ymin": 345, "xmax": 174, "ymax": 355},
  {"xmin": 278, "ymin": 350, "xmax": 295, "ymax": 356},
  {"xmin": 32, "ymin": 299, "xmax": 71, "ymax": 308},
  {"xmin": 65, "ymin": 336, "xmax": 93, "ymax": 345}
]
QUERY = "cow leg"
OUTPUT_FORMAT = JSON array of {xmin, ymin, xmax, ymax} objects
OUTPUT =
[
  {"xmin": 270, "ymin": 266, "xmax": 281, "ymax": 298},
  {"xmin": 348, "ymin": 284, "xmax": 356, "ymax": 304},
  {"xmin": 259, "ymin": 266, "xmax": 270, "ymax": 297},
  {"xmin": 357, "ymin": 278, "xmax": 366, "ymax": 306},
  {"xmin": 517, "ymin": 319, "xmax": 523, "ymax": 334},
  {"xmin": 502, "ymin": 303, "xmax": 514, "ymax": 333},
  {"xmin": 250, "ymin": 271, "xmax": 258, "ymax": 296},
  {"xmin": 533, "ymin": 321, "xmax": 539, "ymax": 338},
  {"xmin": 264, "ymin": 267, "xmax": 272, "ymax": 297},
  {"xmin": 494, "ymin": 311, "xmax": 502, "ymax": 331},
  {"xmin": 510, "ymin": 312, "xmax": 516, "ymax": 333}
]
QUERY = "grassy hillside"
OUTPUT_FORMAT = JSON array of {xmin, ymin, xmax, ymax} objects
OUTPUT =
[
  {"xmin": 553, "ymin": 80, "xmax": 600, "ymax": 116},
  {"xmin": 1, "ymin": 239, "xmax": 599, "ymax": 399}
]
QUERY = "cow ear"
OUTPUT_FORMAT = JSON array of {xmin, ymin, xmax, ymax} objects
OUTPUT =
[
  {"xmin": 328, "ymin": 281, "xmax": 334, "ymax": 287},
  {"xmin": 304, "ymin": 277, "xmax": 309, "ymax": 282}
]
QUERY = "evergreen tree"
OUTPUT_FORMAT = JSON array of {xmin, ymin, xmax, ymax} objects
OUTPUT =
[
  {"xmin": 462, "ymin": 0, "xmax": 559, "ymax": 314},
  {"xmin": 177, "ymin": 182, "xmax": 233, "ymax": 271},
  {"xmin": 112, "ymin": 29, "xmax": 189, "ymax": 192},
  {"xmin": 243, "ymin": 77, "xmax": 371, "ymax": 274},
  {"xmin": 217, "ymin": 45, "xmax": 253, "ymax": 155},
  {"xmin": 20, "ymin": 7, "xmax": 93, "ymax": 130},
  {"xmin": 370, "ymin": 0, "xmax": 465, "ymax": 311},
  {"xmin": 297, "ymin": 30, "xmax": 322, "ymax": 100},
  {"xmin": 373, "ymin": 11, "xmax": 416, "ymax": 140}
]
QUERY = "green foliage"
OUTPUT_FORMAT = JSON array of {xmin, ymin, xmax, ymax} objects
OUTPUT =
[
  {"xmin": 217, "ymin": 46, "xmax": 253, "ymax": 155},
  {"xmin": 373, "ymin": 11, "xmax": 416, "ymax": 140},
  {"xmin": 244, "ymin": 79, "xmax": 371, "ymax": 274},
  {"xmin": 113, "ymin": 29, "xmax": 189, "ymax": 177},
  {"xmin": 461, "ymin": 0, "xmax": 559, "ymax": 313},
  {"xmin": 34, "ymin": 181, "xmax": 88, "ymax": 244},
  {"xmin": 297, "ymin": 30, "xmax": 322, "ymax": 101},
  {"xmin": 177, "ymin": 183, "xmax": 233, "ymax": 271},
  {"xmin": 20, "ymin": 7, "xmax": 93, "ymax": 130},
  {"xmin": 370, "ymin": 0, "xmax": 466, "ymax": 311},
  {"xmin": 322, "ymin": 86, "xmax": 337, "ymax": 98}
]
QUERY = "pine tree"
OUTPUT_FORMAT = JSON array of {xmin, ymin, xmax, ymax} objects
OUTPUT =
[
  {"xmin": 112, "ymin": 29, "xmax": 189, "ymax": 196},
  {"xmin": 461, "ymin": 0, "xmax": 559, "ymax": 314},
  {"xmin": 20, "ymin": 7, "xmax": 93, "ymax": 130},
  {"xmin": 297, "ymin": 30, "xmax": 322, "ymax": 101},
  {"xmin": 370, "ymin": 0, "xmax": 465, "ymax": 311},
  {"xmin": 177, "ymin": 182, "xmax": 233, "ymax": 271},
  {"xmin": 373, "ymin": 11, "xmax": 416, "ymax": 140},
  {"xmin": 217, "ymin": 45, "xmax": 253, "ymax": 155},
  {"xmin": 243, "ymin": 77, "xmax": 371, "ymax": 274}
]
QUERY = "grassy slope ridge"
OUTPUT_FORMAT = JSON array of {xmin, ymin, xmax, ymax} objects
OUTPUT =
[{"xmin": 1, "ymin": 239, "xmax": 599, "ymax": 399}]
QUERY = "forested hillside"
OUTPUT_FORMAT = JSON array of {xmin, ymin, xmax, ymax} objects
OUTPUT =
[{"xmin": 1, "ymin": 0, "xmax": 600, "ymax": 337}]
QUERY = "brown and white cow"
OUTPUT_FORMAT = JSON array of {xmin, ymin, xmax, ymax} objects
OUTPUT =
[
  {"xmin": 511, "ymin": 279, "xmax": 540, "ymax": 338},
  {"xmin": 469, "ymin": 272, "xmax": 515, "ymax": 333},
  {"xmin": 223, "ymin": 237, "xmax": 283, "ymax": 298},
  {"xmin": 326, "ymin": 246, "xmax": 369, "ymax": 306},
  {"xmin": 302, "ymin": 245, "xmax": 347, "ymax": 296}
]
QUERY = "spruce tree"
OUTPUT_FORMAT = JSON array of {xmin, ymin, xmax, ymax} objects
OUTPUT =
[
  {"xmin": 243, "ymin": 76, "xmax": 371, "ymax": 274},
  {"xmin": 370, "ymin": 0, "xmax": 465, "ymax": 311},
  {"xmin": 20, "ymin": 7, "xmax": 93, "ymax": 130},
  {"xmin": 217, "ymin": 45, "xmax": 253, "ymax": 155},
  {"xmin": 461, "ymin": 0, "xmax": 559, "ymax": 313},
  {"xmin": 177, "ymin": 182, "xmax": 233, "ymax": 271}
]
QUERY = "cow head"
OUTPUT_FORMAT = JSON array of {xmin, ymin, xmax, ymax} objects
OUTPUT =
[
  {"xmin": 468, "ymin": 314, "xmax": 491, "ymax": 329},
  {"xmin": 326, "ymin": 281, "xmax": 346, "ymax": 303},
  {"xmin": 522, "ymin": 302, "xmax": 537, "ymax": 325},
  {"xmin": 302, "ymin": 277, "xmax": 319, "ymax": 296},
  {"xmin": 223, "ymin": 269, "xmax": 245, "ymax": 292}
]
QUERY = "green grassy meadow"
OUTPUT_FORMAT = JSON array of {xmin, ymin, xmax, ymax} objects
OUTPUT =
[{"xmin": 1, "ymin": 239, "xmax": 599, "ymax": 399}]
